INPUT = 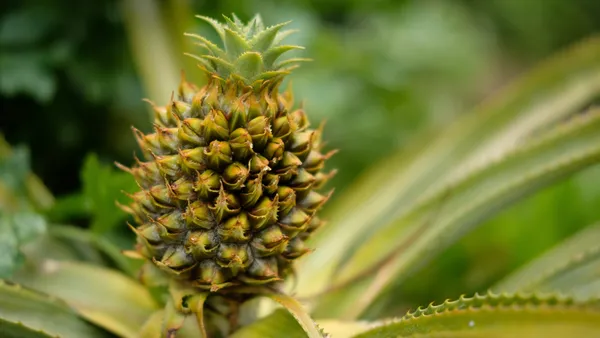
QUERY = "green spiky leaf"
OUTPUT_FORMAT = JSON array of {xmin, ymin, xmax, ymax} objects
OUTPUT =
[
  {"xmin": 195, "ymin": 15, "xmax": 225, "ymax": 40},
  {"xmin": 354, "ymin": 292, "xmax": 600, "ymax": 337},
  {"xmin": 263, "ymin": 45, "xmax": 304, "ymax": 68},
  {"xmin": 184, "ymin": 33, "xmax": 227, "ymax": 59},
  {"xmin": 250, "ymin": 22, "xmax": 289, "ymax": 52},
  {"xmin": 234, "ymin": 52, "xmax": 264, "ymax": 81},
  {"xmin": 223, "ymin": 28, "xmax": 250, "ymax": 58},
  {"xmin": 189, "ymin": 15, "xmax": 305, "ymax": 84}
]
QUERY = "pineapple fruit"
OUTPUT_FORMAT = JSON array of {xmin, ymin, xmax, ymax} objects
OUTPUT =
[{"xmin": 119, "ymin": 14, "xmax": 335, "ymax": 292}]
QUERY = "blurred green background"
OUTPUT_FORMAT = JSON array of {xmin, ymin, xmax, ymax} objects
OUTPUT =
[{"xmin": 1, "ymin": 0, "xmax": 600, "ymax": 317}]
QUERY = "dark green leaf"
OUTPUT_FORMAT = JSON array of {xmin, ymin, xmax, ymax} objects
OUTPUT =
[{"xmin": 80, "ymin": 153, "xmax": 137, "ymax": 233}]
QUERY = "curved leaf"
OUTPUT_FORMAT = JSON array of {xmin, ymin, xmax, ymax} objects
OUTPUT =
[
  {"xmin": 314, "ymin": 107, "xmax": 600, "ymax": 319},
  {"xmin": 494, "ymin": 222, "xmax": 600, "ymax": 301},
  {"xmin": 0, "ymin": 280, "xmax": 110, "ymax": 338},
  {"xmin": 295, "ymin": 35, "xmax": 600, "ymax": 299},
  {"xmin": 353, "ymin": 292, "xmax": 600, "ymax": 337},
  {"xmin": 14, "ymin": 260, "xmax": 158, "ymax": 338},
  {"xmin": 264, "ymin": 292, "xmax": 325, "ymax": 338}
]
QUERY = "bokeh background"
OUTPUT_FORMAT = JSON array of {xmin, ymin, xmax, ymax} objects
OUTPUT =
[{"xmin": 2, "ymin": 0, "xmax": 600, "ymax": 317}]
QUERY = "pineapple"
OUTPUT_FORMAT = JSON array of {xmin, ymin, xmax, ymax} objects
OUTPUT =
[{"xmin": 119, "ymin": 14, "xmax": 335, "ymax": 292}]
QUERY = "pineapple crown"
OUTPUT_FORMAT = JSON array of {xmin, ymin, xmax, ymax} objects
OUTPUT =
[{"xmin": 184, "ymin": 14, "xmax": 309, "ymax": 86}]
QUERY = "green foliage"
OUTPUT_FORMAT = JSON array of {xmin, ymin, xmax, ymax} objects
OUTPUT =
[
  {"xmin": 354, "ymin": 292, "xmax": 600, "ymax": 338},
  {"xmin": 0, "ymin": 280, "xmax": 111, "ymax": 338},
  {"xmin": 296, "ymin": 35, "xmax": 600, "ymax": 318},
  {"xmin": 0, "ymin": 1, "xmax": 138, "ymax": 105},
  {"xmin": 0, "ymin": 143, "xmax": 33, "ymax": 210},
  {"xmin": 0, "ymin": 212, "xmax": 46, "ymax": 278},
  {"xmin": 320, "ymin": 107, "xmax": 600, "ymax": 318},
  {"xmin": 494, "ymin": 222, "xmax": 600, "ymax": 300},
  {"xmin": 13, "ymin": 261, "xmax": 158, "ymax": 338},
  {"xmin": 49, "ymin": 153, "xmax": 137, "ymax": 234},
  {"xmin": 80, "ymin": 154, "xmax": 137, "ymax": 233},
  {"xmin": 229, "ymin": 309, "xmax": 306, "ymax": 338},
  {"xmin": 0, "ymin": 139, "xmax": 48, "ymax": 278},
  {"xmin": 185, "ymin": 14, "xmax": 305, "ymax": 83},
  {"xmin": 2, "ymin": 2, "xmax": 600, "ymax": 338}
]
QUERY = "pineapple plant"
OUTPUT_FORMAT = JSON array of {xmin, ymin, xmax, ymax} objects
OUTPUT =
[
  {"xmin": 2, "ymin": 8, "xmax": 600, "ymax": 338},
  {"xmin": 118, "ymin": 14, "xmax": 334, "ymax": 294}
]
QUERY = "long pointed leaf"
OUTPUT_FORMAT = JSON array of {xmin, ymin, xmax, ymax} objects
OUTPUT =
[
  {"xmin": 0, "ymin": 280, "xmax": 110, "ymax": 338},
  {"xmin": 14, "ymin": 260, "xmax": 158, "ymax": 338},
  {"xmin": 315, "ymin": 107, "xmax": 600, "ymax": 318},
  {"xmin": 294, "ymin": 36, "xmax": 600, "ymax": 300},
  {"xmin": 353, "ymin": 292, "xmax": 600, "ymax": 338},
  {"xmin": 494, "ymin": 222, "xmax": 600, "ymax": 300},
  {"xmin": 265, "ymin": 293, "xmax": 324, "ymax": 338}
]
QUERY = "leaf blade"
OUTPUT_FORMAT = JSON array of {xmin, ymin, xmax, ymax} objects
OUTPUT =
[
  {"xmin": 295, "ymin": 35, "xmax": 600, "ymax": 300},
  {"xmin": 316, "ymin": 107, "xmax": 600, "ymax": 318},
  {"xmin": 353, "ymin": 292, "xmax": 600, "ymax": 338},
  {"xmin": 493, "ymin": 222, "xmax": 600, "ymax": 300},
  {"xmin": 0, "ymin": 280, "xmax": 110, "ymax": 338},
  {"xmin": 13, "ymin": 260, "xmax": 158, "ymax": 338}
]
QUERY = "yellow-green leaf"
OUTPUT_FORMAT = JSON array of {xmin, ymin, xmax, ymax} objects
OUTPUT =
[
  {"xmin": 229, "ymin": 309, "xmax": 307, "ymax": 338},
  {"xmin": 353, "ymin": 292, "xmax": 600, "ymax": 338},
  {"xmin": 230, "ymin": 310, "xmax": 373, "ymax": 338},
  {"xmin": 0, "ymin": 318, "xmax": 54, "ymax": 338},
  {"xmin": 13, "ymin": 260, "xmax": 158, "ymax": 338},
  {"xmin": 263, "ymin": 292, "xmax": 324, "ymax": 338},
  {"xmin": 0, "ymin": 280, "xmax": 110, "ymax": 338},
  {"xmin": 314, "ymin": 107, "xmax": 600, "ymax": 319},
  {"xmin": 494, "ymin": 222, "xmax": 600, "ymax": 301},
  {"xmin": 295, "ymin": 35, "xmax": 600, "ymax": 301}
]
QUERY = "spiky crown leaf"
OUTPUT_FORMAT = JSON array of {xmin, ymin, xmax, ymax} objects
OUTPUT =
[{"xmin": 184, "ymin": 14, "xmax": 309, "ymax": 86}]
